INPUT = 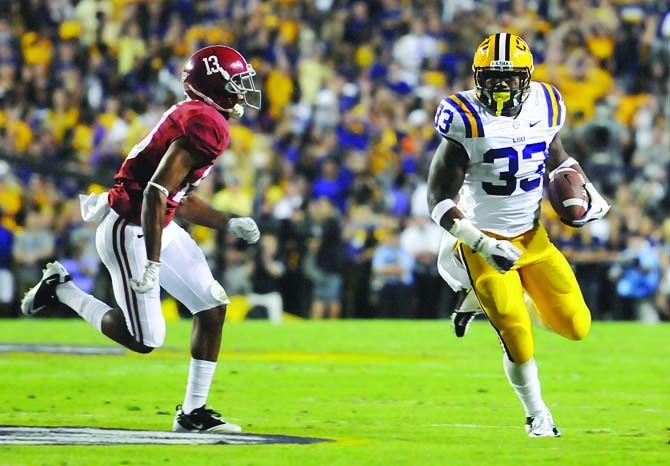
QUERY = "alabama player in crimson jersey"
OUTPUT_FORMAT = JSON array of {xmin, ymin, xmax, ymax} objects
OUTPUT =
[{"xmin": 21, "ymin": 46, "xmax": 261, "ymax": 433}]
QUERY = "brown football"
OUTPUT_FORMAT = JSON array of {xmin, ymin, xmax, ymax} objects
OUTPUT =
[{"xmin": 548, "ymin": 168, "xmax": 589, "ymax": 224}]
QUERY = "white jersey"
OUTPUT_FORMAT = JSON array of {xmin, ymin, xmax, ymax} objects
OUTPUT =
[{"xmin": 434, "ymin": 81, "xmax": 566, "ymax": 237}]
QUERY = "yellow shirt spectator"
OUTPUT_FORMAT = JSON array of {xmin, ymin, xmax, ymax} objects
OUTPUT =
[
  {"xmin": 266, "ymin": 66, "xmax": 293, "ymax": 119},
  {"xmin": 21, "ymin": 32, "xmax": 52, "ymax": 67},
  {"xmin": 72, "ymin": 123, "xmax": 94, "ymax": 163},
  {"xmin": 0, "ymin": 110, "xmax": 33, "ymax": 153},
  {"xmin": 211, "ymin": 185, "xmax": 254, "ymax": 217},
  {"xmin": 534, "ymin": 61, "xmax": 613, "ymax": 123},
  {"xmin": 615, "ymin": 94, "xmax": 651, "ymax": 126},
  {"xmin": 0, "ymin": 179, "xmax": 22, "ymax": 218},
  {"xmin": 46, "ymin": 108, "xmax": 79, "ymax": 142},
  {"xmin": 117, "ymin": 24, "xmax": 147, "ymax": 75},
  {"xmin": 299, "ymin": 58, "xmax": 329, "ymax": 104}
]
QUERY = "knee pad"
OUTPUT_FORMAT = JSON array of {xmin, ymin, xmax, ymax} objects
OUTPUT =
[
  {"xmin": 568, "ymin": 309, "xmax": 591, "ymax": 340},
  {"xmin": 499, "ymin": 323, "xmax": 534, "ymax": 363},
  {"xmin": 209, "ymin": 280, "xmax": 230, "ymax": 306},
  {"xmin": 142, "ymin": 319, "xmax": 166, "ymax": 348}
]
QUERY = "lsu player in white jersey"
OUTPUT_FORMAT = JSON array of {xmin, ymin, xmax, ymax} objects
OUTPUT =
[{"xmin": 427, "ymin": 33, "xmax": 610, "ymax": 437}]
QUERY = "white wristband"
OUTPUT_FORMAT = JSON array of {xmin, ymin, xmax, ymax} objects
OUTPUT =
[
  {"xmin": 548, "ymin": 156, "xmax": 578, "ymax": 181},
  {"xmin": 147, "ymin": 181, "xmax": 169, "ymax": 197},
  {"xmin": 430, "ymin": 198, "xmax": 456, "ymax": 226}
]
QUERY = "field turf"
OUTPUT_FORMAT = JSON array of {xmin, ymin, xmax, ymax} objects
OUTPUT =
[{"xmin": 0, "ymin": 319, "xmax": 668, "ymax": 465}]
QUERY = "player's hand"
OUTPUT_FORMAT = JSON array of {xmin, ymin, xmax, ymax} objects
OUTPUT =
[
  {"xmin": 476, "ymin": 236, "xmax": 522, "ymax": 273},
  {"xmin": 228, "ymin": 217, "xmax": 261, "ymax": 244},
  {"xmin": 130, "ymin": 260, "xmax": 161, "ymax": 294},
  {"xmin": 571, "ymin": 183, "xmax": 610, "ymax": 227}
]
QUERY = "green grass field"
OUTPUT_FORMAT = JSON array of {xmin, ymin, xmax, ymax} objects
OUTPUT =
[{"xmin": 0, "ymin": 319, "xmax": 668, "ymax": 465}]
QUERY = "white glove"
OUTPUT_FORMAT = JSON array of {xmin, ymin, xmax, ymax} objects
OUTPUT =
[
  {"xmin": 130, "ymin": 260, "xmax": 160, "ymax": 294},
  {"xmin": 449, "ymin": 218, "xmax": 522, "ymax": 274},
  {"xmin": 476, "ymin": 236, "xmax": 523, "ymax": 273},
  {"xmin": 570, "ymin": 182, "xmax": 611, "ymax": 227},
  {"xmin": 228, "ymin": 217, "xmax": 261, "ymax": 244}
]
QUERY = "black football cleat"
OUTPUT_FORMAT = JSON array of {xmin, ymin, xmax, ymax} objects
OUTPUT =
[
  {"xmin": 452, "ymin": 311, "xmax": 479, "ymax": 338},
  {"xmin": 173, "ymin": 405, "xmax": 241, "ymax": 433},
  {"xmin": 21, "ymin": 262, "xmax": 72, "ymax": 316},
  {"xmin": 451, "ymin": 289, "xmax": 482, "ymax": 338}
]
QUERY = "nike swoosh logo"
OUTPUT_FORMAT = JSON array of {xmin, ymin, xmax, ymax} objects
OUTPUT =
[
  {"xmin": 137, "ymin": 234, "xmax": 144, "ymax": 238},
  {"xmin": 190, "ymin": 422, "xmax": 204, "ymax": 430},
  {"xmin": 529, "ymin": 120, "xmax": 541, "ymax": 127}
]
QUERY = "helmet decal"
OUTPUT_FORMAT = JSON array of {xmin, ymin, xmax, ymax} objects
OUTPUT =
[{"xmin": 182, "ymin": 45, "xmax": 262, "ymax": 116}]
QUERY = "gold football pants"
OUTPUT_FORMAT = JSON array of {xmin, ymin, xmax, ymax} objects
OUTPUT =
[{"xmin": 460, "ymin": 224, "xmax": 591, "ymax": 363}]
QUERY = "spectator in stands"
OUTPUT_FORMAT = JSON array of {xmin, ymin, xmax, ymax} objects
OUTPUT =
[
  {"xmin": 0, "ymin": 0, "xmax": 668, "ymax": 322},
  {"xmin": 12, "ymin": 210, "xmax": 55, "ymax": 301},
  {"xmin": 222, "ymin": 246, "xmax": 252, "ymax": 296},
  {"xmin": 400, "ymin": 215, "xmax": 443, "ymax": 318},
  {"xmin": 609, "ymin": 233, "xmax": 662, "ymax": 322},
  {"xmin": 371, "ymin": 227, "xmax": 415, "ymax": 318},
  {"xmin": 249, "ymin": 234, "xmax": 284, "ymax": 323},
  {"xmin": 60, "ymin": 240, "xmax": 98, "ymax": 295},
  {"xmin": 306, "ymin": 198, "xmax": 344, "ymax": 319},
  {"xmin": 0, "ymin": 216, "xmax": 13, "ymax": 316}
]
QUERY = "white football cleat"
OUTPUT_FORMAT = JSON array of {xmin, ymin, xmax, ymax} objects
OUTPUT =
[
  {"xmin": 525, "ymin": 412, "xmax": 561, "ymax": 438},
  {"xmin": 21, "ymin": 261, "xmax": 72, "ymax": 316}
]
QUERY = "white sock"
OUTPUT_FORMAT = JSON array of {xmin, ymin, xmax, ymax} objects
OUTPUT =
[
  {"xmin": 55, "ymin": 282, "xmax": 111, "ymax": 332},
  {"xmin": 503, "ymin": 356, "xmax": 548, "ymax": 417},
  {"xmin": 182, "ymin": 358, "xmax": 217, "ymax": 414}
]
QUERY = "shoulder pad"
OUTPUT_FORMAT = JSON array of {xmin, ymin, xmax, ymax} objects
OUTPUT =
[
  {"xmin": 434, "ymin": 94, "xmax": 485, "ymax": 142},
  {"xmin": 537, "ymin": 82, "xmax": 566, "ymax": 128},
  {"xmin": 183, "ymin": 112, "xmax": 230, "ymax": 160}
]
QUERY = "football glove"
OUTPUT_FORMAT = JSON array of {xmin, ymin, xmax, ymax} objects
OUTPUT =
[
  {"xmin": 570, "ymin": 182, "xmax": 611, "ymax": 227},
  {"xmin": 449, "ymin": 218, "xmax": 522, "ymax": 274},
  {"xmin": 228, "ymin": 217, "xmax": 261, "ymax": 244},
  {"xmin": 130, "ymin": 260, "xmax": 160, "ymax": 294},
  {"xmin": 476, "ymin": 236, "xmax": 523, "ymax": 274}
]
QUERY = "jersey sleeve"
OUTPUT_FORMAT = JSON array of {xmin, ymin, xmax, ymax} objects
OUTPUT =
[
  {"xmin": 183, "ymin": 113, "xmax": 230, "ymax": 160},
  {"xmin": 434, "ymin": 98, "xmax": 467, "ymax": 146},
  {"xmin": 433, "ymin": 93, "xmax": 486, "ymax": 152}
]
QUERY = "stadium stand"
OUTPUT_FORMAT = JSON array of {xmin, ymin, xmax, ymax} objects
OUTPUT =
[{"xmin": 0, "ymin": 0, "xmax": 668, "ymax": 321}]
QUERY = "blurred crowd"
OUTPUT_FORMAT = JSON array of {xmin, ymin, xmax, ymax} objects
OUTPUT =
[{"xmin": 0, "ymin": 0, "xmax": 669, "ymax": 322}]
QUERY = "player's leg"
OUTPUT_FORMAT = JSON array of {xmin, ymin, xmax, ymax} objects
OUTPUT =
[
  {"xmin": 437, "ymin": 232, "xmax": 483, "ymax": 336},
  {"xmin": 159, "ymin": 223, "xmax": 240, "ymax": 433},
  {"xmin": 460, "ymin": 245, "xmax": 533, "ymax": 362},
  {"xmin": 20, "ymin": 211, "xmax": 158, "ymax": 354},
  {"xmin": 518, "ymin": 227, "xmax": 591, "ymax": 341},
  {"xmin": 99, "ymin": 213, "xmax": 166, "ymax": 352},
  {"xmin": 461, "ymin": 242, "xmax": 559, "ymax": 437}
]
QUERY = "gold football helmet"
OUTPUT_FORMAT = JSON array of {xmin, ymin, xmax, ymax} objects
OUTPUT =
[{"xmin": 472, "ymin": 33, "xmax": 534, "ymax": 116}]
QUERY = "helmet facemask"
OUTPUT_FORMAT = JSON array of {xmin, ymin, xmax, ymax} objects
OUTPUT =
[
  {"xmin": 225, "ymin": 64, "xmax": 261, "ymax": 110},
  {"xmin": 475, "ymin": 68, "xmax": 531, "ymax": 116}
]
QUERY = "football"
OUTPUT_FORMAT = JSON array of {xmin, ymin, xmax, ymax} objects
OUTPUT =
[{"xmin": 548, "ymin": 167, "xmax": 589, "ymax": 224}]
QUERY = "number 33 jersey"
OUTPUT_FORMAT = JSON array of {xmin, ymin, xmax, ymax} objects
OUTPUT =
[{"xmin": 434, "ymin": 81, "xmax": 566, "ymax": 237}]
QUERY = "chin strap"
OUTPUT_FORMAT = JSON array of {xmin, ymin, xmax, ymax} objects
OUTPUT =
[
  {"xmin": 228, "ymin": 103, "xmax": 245, "ymax": 119},
  {"xmin": 186, "ymin": 84, "xmax": 244, "ymax": 119}
]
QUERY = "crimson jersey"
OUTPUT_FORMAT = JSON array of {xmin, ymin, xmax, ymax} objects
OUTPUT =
[{"xmin": 109, "ymin": 100, "xmax": 230, "ymax": 226}]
